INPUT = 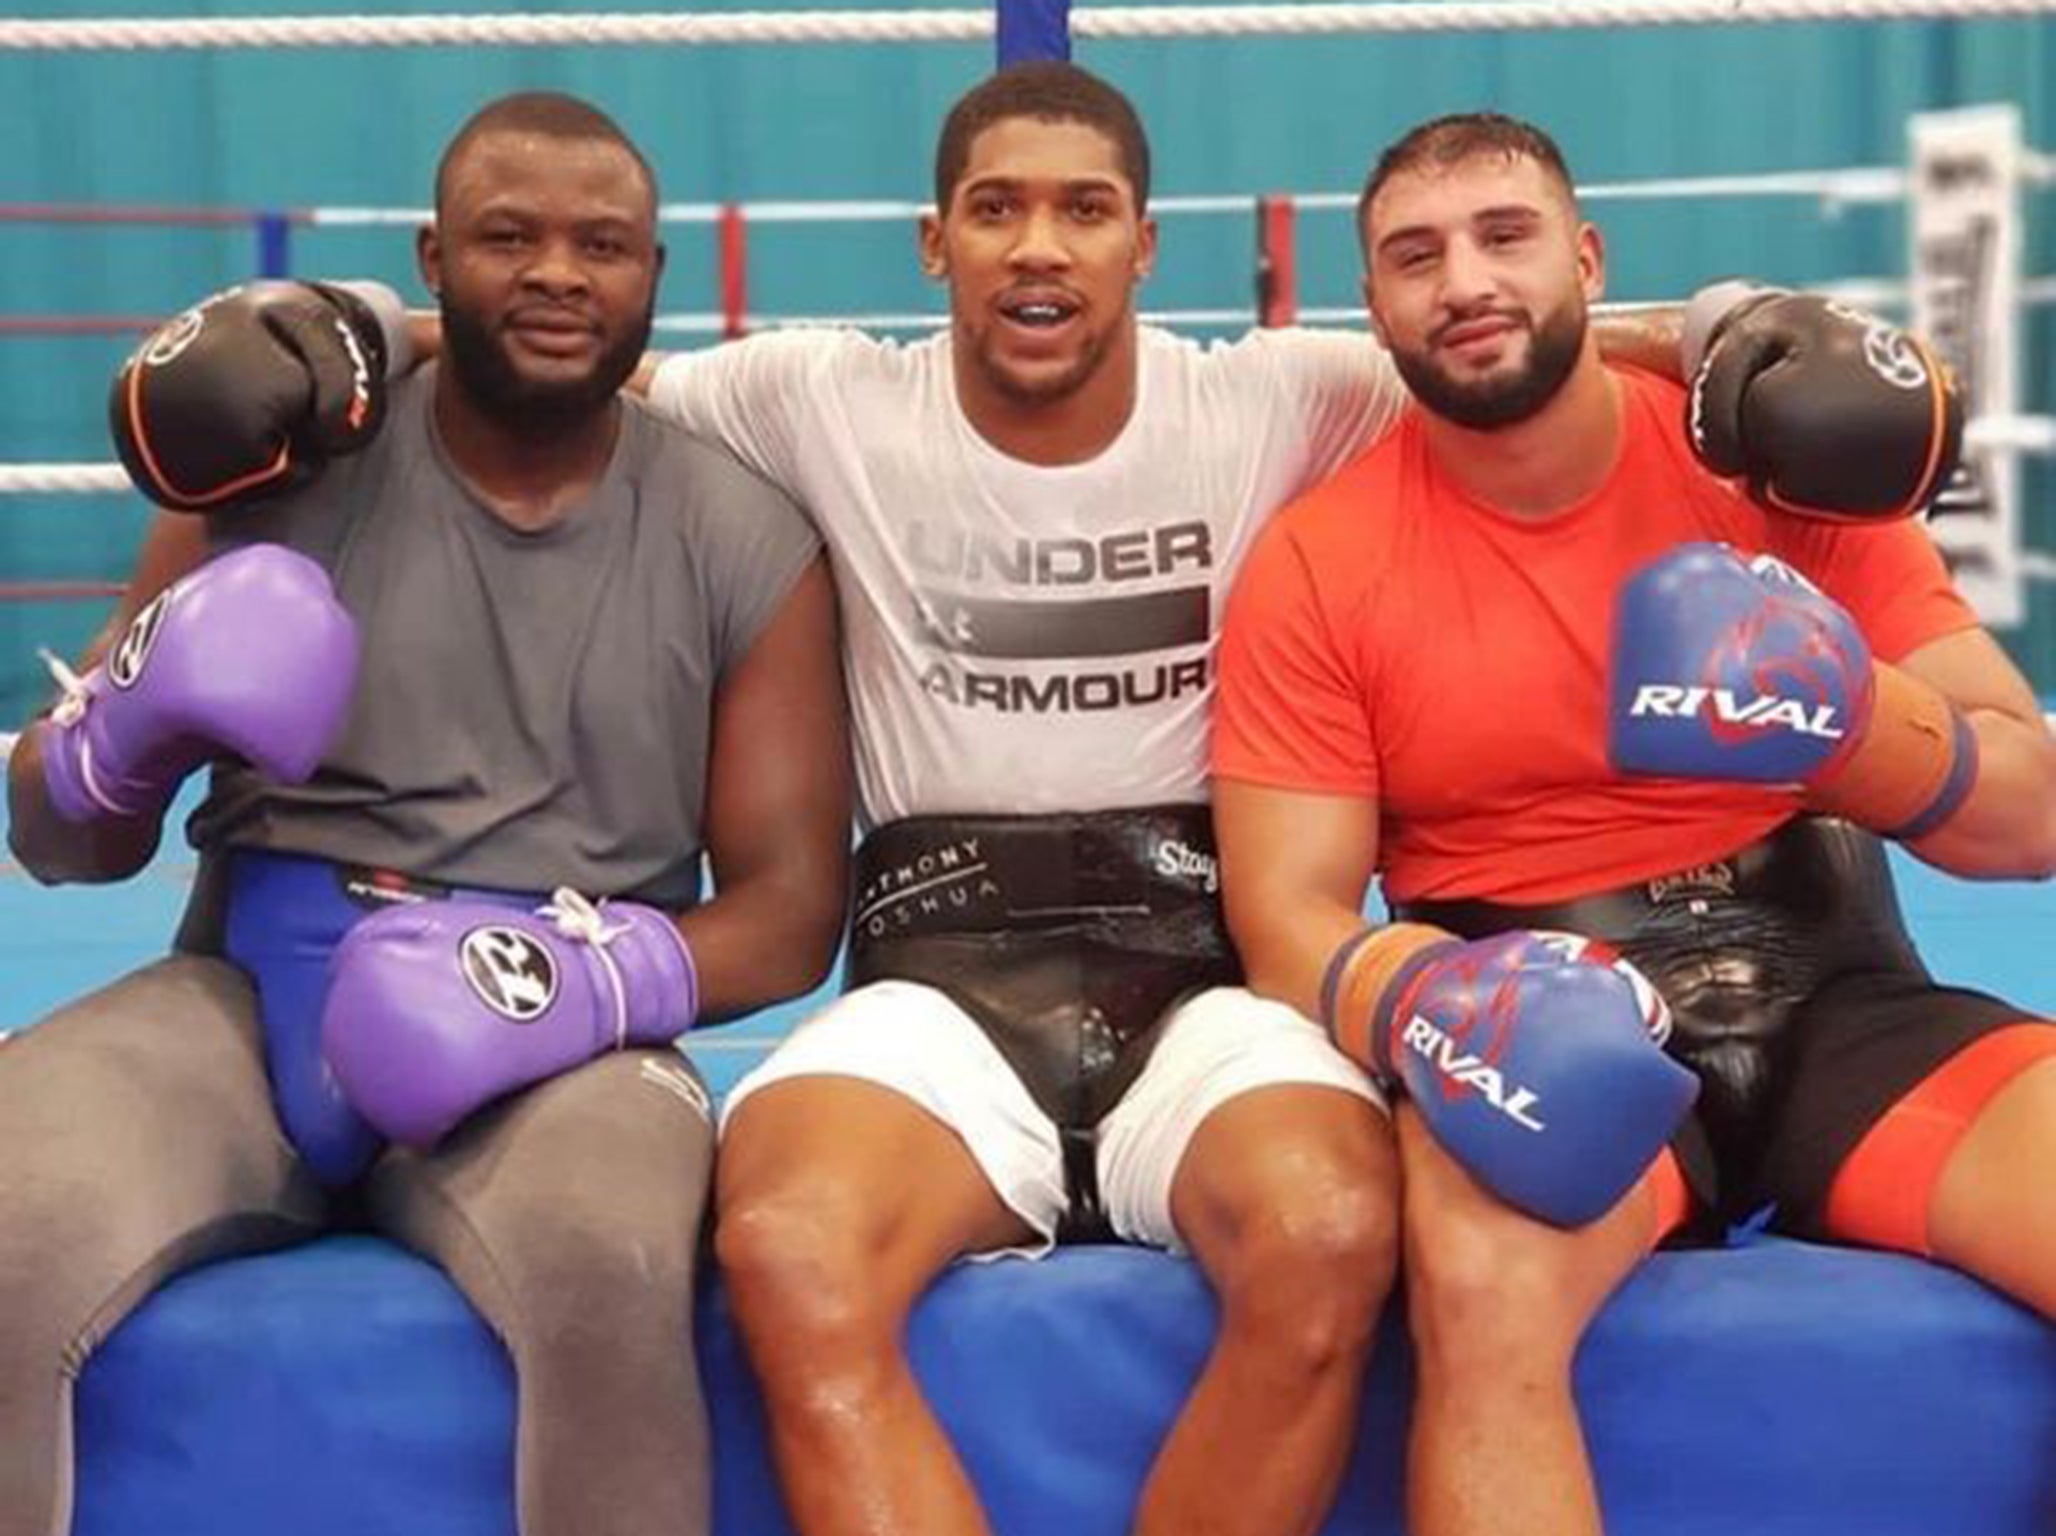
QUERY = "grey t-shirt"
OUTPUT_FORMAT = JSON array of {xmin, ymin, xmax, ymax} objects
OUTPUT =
[{"xmin": 188, "ymin": 368, "xmax": 820, "ymax": 909}]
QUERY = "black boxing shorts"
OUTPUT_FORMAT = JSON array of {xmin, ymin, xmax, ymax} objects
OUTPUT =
[{"xmin": 848, "ymin": 804, "xmax": 1242, "ymax": 1239}]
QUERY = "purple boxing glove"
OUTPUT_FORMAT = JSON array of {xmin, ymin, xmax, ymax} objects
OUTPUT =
[
  {"xmin": 1608, "ymin": 541, "xmax": 1874, "ymax": 787},
  {"xmin": 322, "ymin": 889, "xmax": 700, "ymax": 1148},
  {"xmin": 1373, "ymin": 930, "xmax": 1698, "ymax": 1227},
  {"xmin": 38, "ymin": 544, "xmax": 359, "ymax": 824}
]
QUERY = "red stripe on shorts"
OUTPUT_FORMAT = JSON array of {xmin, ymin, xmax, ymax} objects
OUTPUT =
[{"xmin": 1823, "ymin": 1022, "xmax": 2056, "ymax": 1255}]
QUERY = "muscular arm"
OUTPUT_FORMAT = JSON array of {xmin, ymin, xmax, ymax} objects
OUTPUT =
[
  {"xmin": 1591, "ymin": 304, "xmax": 1685, "ymax": 380},
  {"xmin": 675, "ymin": 558, "xmax": 851, "ymax": 1019},
  {"xmin": 1215, "ymin": 777, "xmax": 1383, "ymax": 1024},
  {"xmin": 6, "ymin": 511, "xmax": 212, "ymax": 884},
  {"xmin": 1894, "ymin": 627, "xmax": 2056, "ymax": 879}
]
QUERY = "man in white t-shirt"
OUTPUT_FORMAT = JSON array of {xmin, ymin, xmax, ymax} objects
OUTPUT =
[
  {"xmin": 666, "ymin": 72, "xmax": 1414, "ymax": 1536},
  {"xmin": 138, "ymin": 60, "xmax": 1944, "ymax": 1536}
]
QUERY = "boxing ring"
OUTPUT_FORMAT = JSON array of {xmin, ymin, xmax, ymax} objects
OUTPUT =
[{"xmin": 5, "ymin": 1, "xmax": 2056, "ymax": 1531}]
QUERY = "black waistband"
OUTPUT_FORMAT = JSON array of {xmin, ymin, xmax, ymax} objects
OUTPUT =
[
  {"xmin": 1397, "ymin": 816, "xmax": 1928, "ymax": 1205},
  {"xmin": 851, "ymin": 804, "xmax": 1229, "ymax": 952},
  {"xmin": 846, "ymin": 806, "xmax": 1242, "ymax": 1229},
  {"xmin": 1395, "ymin": 816, "xmax": 1920, "ymax": 968}
]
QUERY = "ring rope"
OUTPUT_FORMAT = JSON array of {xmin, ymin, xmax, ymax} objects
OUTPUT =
[
  {"xmin": 7, "ymin": 156, "xmax": 2050, "ymax": 236},
  {"xmin": 6, "ymin": 0, "xmax": 2056, "ymax": 54}
]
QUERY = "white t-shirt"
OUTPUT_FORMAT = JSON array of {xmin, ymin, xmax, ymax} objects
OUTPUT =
[{"xmin": 648, "ymin": 325, "xmax": 1408, "ymax": 825}]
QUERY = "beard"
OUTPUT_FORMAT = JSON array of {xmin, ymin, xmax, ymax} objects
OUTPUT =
[
  {"xmin": 1392, "ymin": 297, "xmax": 1586, "ymax": 431},
  {"xmin": 440, "ymin": 293, "xmax": 654, "ymax": 436},
  {"xmin": 964, "ymin": 314, "xmax": 1119, "ymax": 408}
]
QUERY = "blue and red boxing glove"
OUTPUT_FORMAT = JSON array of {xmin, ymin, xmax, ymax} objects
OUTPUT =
[
  {"xmin": 1609, "ymin": 542, "xmax": 1979, "ymax": 842},
  {"xmin": 321, "ymin": 889, "xmax": 700, "ymax": 1148},
  {"xmin": 37, "ymin": 543, "xmax": 359, "ymax": 825},
  {"xmin": 1324, "ymin": 924, "xmax": 1698, "ymax": 1227}
]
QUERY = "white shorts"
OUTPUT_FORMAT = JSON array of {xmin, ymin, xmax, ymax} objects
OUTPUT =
[{"xmin": 719, "ymin": 980, "xmax": 1386, "ymax": 1257}]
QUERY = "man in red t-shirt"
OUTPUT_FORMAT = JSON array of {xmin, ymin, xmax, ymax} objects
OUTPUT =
[{"xmin": 1215, "ymin": 112, "xmax": 2056, "ymax": 1536}]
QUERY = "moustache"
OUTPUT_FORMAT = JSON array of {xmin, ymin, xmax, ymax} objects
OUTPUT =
[{"xmin": 1431, "ymin": 309, "xmax": 1531, "ymax": 348}]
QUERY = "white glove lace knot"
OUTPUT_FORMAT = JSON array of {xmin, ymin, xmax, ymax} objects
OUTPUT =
[
  {"xmin": 39, "ymin": 648, "xmax": 89, "ymax": 728},
  {"xmin": 539, "ymin": 888, "xmax": 633, "ymax": 1051}
]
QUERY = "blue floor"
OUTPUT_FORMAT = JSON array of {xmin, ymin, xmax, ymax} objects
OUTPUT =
[{"xmin": 4, "ymin": 791, "xmax": 2054, "ymax": 1095}]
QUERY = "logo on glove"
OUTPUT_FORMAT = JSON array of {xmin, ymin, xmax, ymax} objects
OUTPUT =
[
  {"xmin": 141, "ymin": 305, "xmax": 209, "ymax": 369},
  {"xmin": 1398, "ymin": 1012, "xmax": 1548, "ymax": 1132},
  {"xmin": 459, "ymin": 926, "xmax": 560, "ymax": 1022},
  {"xmin": 107, "ymin": 590, "xmax": 172, "ymax": 691},
  {"xmin": 1625, "ymin": 683, "xmax": 1845, "ymax": 741},
  {"xmin": 1824, "ymin": 301, "xmax": 1931, "ymax": 392},
  {"xmin": 329, "ymin": 314, "xmax": 377, "ymax": 433}
]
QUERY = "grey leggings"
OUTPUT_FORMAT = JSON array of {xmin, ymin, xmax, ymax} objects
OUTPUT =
[{"xmin": 0, "ymin": 956, "xmax": 715, "ymax": 1536}]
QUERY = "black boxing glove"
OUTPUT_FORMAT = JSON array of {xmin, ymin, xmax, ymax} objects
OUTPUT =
[
  {"xmin": 109, "ymin": 280, "xmax": 409, "ymax": 512},
  {"xmin": 1684, "ymin": 280, "xmax": 1963, "ymax": 521}
]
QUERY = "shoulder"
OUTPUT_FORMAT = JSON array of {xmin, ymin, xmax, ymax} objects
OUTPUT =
[
  {"xmin": 1239, "ymin": 424, "xmax": 1413, "ymax": 610},
  {"xmin": 1614, "ymin": 362, "xmax": 1728, "ymax": 487},
  {"xmin": 1617, "ymin": 361, "xmax": 1687, "ymax": 405},
  {"xmin": 1270, "ymin": 415, "xmax": 1414, "ymax": 542},
  {"xmin": 1143, "ymin": 323, "xmax": 1382, "ymax": 383},
  {"xmin": 1614, "ymin": 364, "xmax": 1692, "ymax": 450},
  {"xmin": 623, "ymin": 401, "xmax": 813, "ymax": 528}
]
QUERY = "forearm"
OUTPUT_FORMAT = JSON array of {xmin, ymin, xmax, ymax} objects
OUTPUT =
[
  {"xmin": 5, "ymin": 728, "xmax": 162, "ymax": 884},
  {"xmin": 1227, "ymin": 887, "xmax": 1377, "ymax": 1025},
  {"xmin": 1591, "ymin": 303, "xmax": 1684, "ymax": 381},
  {"xmin": 1903, "ymin": 707, "xmax": 2056, "ymax": 879},
  {"xmin": 674, "ymin": 856, "xmax": 848, "ymax": 1024}
]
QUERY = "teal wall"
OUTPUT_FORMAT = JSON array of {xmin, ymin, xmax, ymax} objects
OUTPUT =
[{"xmin": 3, "ymin": 4, "xmax": 2053, "ymax": 719}]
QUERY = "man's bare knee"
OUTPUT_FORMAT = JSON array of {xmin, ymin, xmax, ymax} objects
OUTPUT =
[{"xmin": 1214, "ymin": 1179, "xmax": 1397, "ymax": 1372}]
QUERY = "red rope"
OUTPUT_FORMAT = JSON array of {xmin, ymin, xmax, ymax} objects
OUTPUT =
[
  {"xmin": 718, "ymin": 204, "xmax": 749, "ymax": 341},
  {"xmin": 0, "ymin": 202, "xmax": 309, "ymax": 228},
  {"xmin": 0, "ymin": 316, "xmax": 159, "ymax": 337},
  {"xmin": 1255, "ymin": 195, "xmax": 1298, "ymax": 328}
]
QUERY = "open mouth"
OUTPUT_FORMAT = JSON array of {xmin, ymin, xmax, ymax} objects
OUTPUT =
[{"xmin": 998, "ymin": 293, "xmax": 1082, "ymax": 331}]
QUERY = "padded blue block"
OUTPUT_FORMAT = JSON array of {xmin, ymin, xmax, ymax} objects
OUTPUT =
[{"xmin": 75, "ymin": 1235, "xmax": 2056, "ymax": 1536}]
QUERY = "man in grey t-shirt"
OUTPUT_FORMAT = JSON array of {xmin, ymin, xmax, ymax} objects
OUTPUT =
[{"xmin": 1, "ymin": 92, "xmax": 848, "ymax": 1536}]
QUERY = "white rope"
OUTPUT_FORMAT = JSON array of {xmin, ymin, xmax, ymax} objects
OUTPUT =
[
  {"xmin": 7, "ymin": 0, "xmax": 2056, "ymax": 52},
  {"xmin": 0, "ymin": 11, "xmax": 993, "ymax": 51},
  {"xmin": 1074, "ymin": 0, "xmax": 2056, "ymax": 39},
  {"xmin": 272, "ymin": 153, "xmax": 2049, "ymax": 232},
  {"xmin": 0, "ymin": 466, "xmax": 131, "ymax": 496}
]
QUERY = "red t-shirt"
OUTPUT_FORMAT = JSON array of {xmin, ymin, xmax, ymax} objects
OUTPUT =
[{"xmin": 1213, "ymin": 367, "xmax": 1978, "ymax": 904}]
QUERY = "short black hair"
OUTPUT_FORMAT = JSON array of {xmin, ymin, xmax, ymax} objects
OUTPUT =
[
  {"xmin": 435, "ymin": 91, "xmax": 658, "ymax": 215},
  {"xmin": 1357, "ymin": 112, "xmax": 1576, "ymax": 254},
  {"xmin": 933, "ymin": 61, "xmax": 1151, "ymax": 214}
]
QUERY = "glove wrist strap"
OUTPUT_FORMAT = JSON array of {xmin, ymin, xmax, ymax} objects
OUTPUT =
[
  {"xmin": 319, "ymin": 281, "xmax": 413, "ymax": 379},
  {"xmin": 1319, "ymin": 922, "xmax": 1459, "ymax": 1075},
  {"xmin": 1808, "ymin": 663, "xmax": 1979, "ymax": 842},
  {"xmin": 1680, "ymin": 280, "xmax": 1785, "ymax": 378}
]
